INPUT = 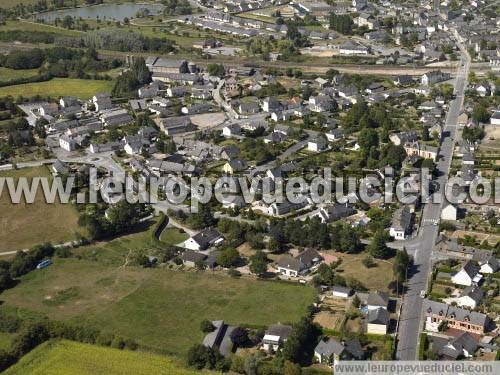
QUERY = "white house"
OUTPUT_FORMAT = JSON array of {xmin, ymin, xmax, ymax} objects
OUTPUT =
[
  {"xmin": 451, "ymin": 261, "xmax": 482, "ymax": 286},
  {"xmin": 441, "ymin": 204, "xmax": 457, "ymax": 221},
  {"xmin": 183, "ymin": 228, "xmax": 224, "ymax": 251},
  {"xmin": 389, "ymin": 206, "xmax": 412, "ymax": 240},
  {"xmin": 491, "ymin": 112, "xmax": 500, "ymax": 126},
  {"xmin": 59, "ymin": 135, "xmax": 77, "ymax": 151},
  {"xmin": 222, "ymin": 124, "xmax": 241, "ymax": 137},
  {"xmin": 367, "ymin": 291, "xmax": 389, "ymax": 311},
  {"xmin": 366, "ymin": 308, "xmax": 389, "ymax": 335},
  {"xmin": 478, "ymin": 255, "xmax": 499, "ymax": 274},
  {"xmin": 262, "ymin": 324, "xmax": 292, "ymax": 352},
  {"xmin": 454, "ymin": 286, "xmax": 483, "ymax": 309},
  {"xmin": 332, "ymin": 286, "xmax": 353, "ymax": 298},
  {"xmin": 308, "ymin": 137, "xmax": 328, "ymax": 152}
]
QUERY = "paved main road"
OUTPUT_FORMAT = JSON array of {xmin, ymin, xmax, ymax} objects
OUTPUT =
[{"xmin": 395, "ymin": 33, "xmax": 470, "ymax": 360}]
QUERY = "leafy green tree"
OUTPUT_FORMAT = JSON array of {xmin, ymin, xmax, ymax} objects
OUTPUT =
[
  {"xmin": 471, "ymin": 104, "xmax": 490, "ymax": 124},
  {"xmin": 200, "ymin": 320, "xmax": 214, "ymax": 333},
  {"xmin": 217, "ymin": 247, "xmax": 240, "ymax": 268},
  {"xmin": 207, "ymin": 63, "xmax": 225, "ymax": 78},
  {"xmin": 249, "ymin": 250, "xmax": 268, "ymax": 275},
  {"xmin": 368, "ymin": 230, "xmax": 392, "ymax": 259},
  {"xmin": 393, "ymin": 248, "xmax": 413, "ymax": 283}
]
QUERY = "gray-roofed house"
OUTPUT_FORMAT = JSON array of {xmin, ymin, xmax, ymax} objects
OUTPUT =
[
  {"xmin": 332, "ymin": 286, "xmax": 353, "ymax": 298},
  {"xmin": 184, "ymin": 228, "xmax": 224, "ymax": 251},
  {"xmin": 314, "ymin": 337, "xmax": 363, "ymax": 365},
  {"xmin": 52, "ymin": 159, "xmax": 69, "ymax": 175},
  {"xmin": 422, "ymin": 299, "xmax": 489, "ymax": 334},
  {"xmin": 202, "ymin": 320, "xmax": 236, "ymax": 357},
  {"xmin": 313, "ymin": 203, "xmax": 355, "ymax": 223},
  {"xmin": 223, "ymin": 159, "xmax": 248, "ymax": 174},
  {"xmin": 366, "ymin": 308, "xmax": 390, "ymax": 335},
  {"xmin": 451, "ymin": 261, "xmax": 482, "ymax": 286},
  {"xmin": 262, "ymin": 324, "xmax": 292, "ymax": 352},
  {"xmin": 367, "ymin": 291, "xmax": 389, "ymax": 311},
  {"xmin": 455, "ymin": 285, "xmax": 483, "ymax": 309},
  {"xmin": 181, "ymin": 250, "xmax": 207, "ymax": 267},
  {"xmin": 276, "ymin": 248, "xmax": 323, "ymax": 277},
  {"xmin": 439, "ymin": 332, "xmax": 478, "ymax": 359},
  {"xmin": 389, "ymin": 206, "xmax": 412, "ymax": 240}
]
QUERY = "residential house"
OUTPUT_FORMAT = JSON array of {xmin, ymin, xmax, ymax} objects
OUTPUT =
[
  {"xmin": 92, "ymin": 93, "xmax": 113, "ymax": 112},
  {"xmin": 314, "ymin": 337, "xmax": 363, "ymax": 365},
  {"xmin": 157, "ymin": 116, "xmax": 194, "ymax": 135},
  {"xmin": 367, "ymin": 291, "xmax": 389, "ymax": 311},
  {"xmin": 262, "ymin": 97, "xmax": 281, "ymax": 112},
  {"xmin": 393, "ymin": 75, "xmax": 413, "ymax": 86},
  {"xmin": 438, "ymin": 332, "xmax": 478, "ymax": 359},
  {"xmin": 441, "ymin": 203, "xmax": 458, "ymax": 221},
  {"xmin": 454, "ymin": 286, "xmax": 484, "ymax": 309},
  {"xmin": 332, "ymin": 286, "xmax": 353, "ymax": 298},
  {"xmin": 423, "ymin": 299, "xmax": 489, "ymax": 335},
  {"xmin": 389, "ymin": 206, "xmax": 412, "ymax": 240},
  {"xmin": 264, "ymin": 132, "xmax": 287, "ymax": 144},
  {"xmin": 366, "ymin": 308, "xmax": 390, "ymax": 335},
  {"xmin": 276, "ymin": 248, "xmax": 323, "ymax": 277},
  {"xmin": 478, "ymin": 255, "xmax": 499, "ymax": 274},
  {"xmin": 389, "ymin": 131, "xmax": 418, "ymax": 146},
  {"xmin": 268, "ymin": 199, "xmax": 308, "ymax": 217},
  {"xmin": 308, "ymin": 136, "xmax": 328, "ymax": 152},
  {"xmin": 451, "ymin": 261, "xmax": 482, "ymax": 286},
  {"xmin": 52, "ymin": 159, "xmax": 69, "ymax": 174},
  {"xmin": 184, "ymin": 228, "xmax": 224, "ymax": 251},
  {"xmin": 223, "ymin": 159, "xmax": 248, "ymax": 174},
  {"xmin": 326, "ymin": 128, "xmax": 343, "ymax": 142},
  {"xmin": 59, "ymin": 135, "xmax": 77, "ymax": 152},
  {"xmin": 262, "ymin": 324, "xmax": 293, "ymax": 352},
  {"xmin": 421, "ymin": 70, "xmax": 450, "ymax": 86},
  {"xmin": 312, "ymin": 203, "xmax": 355, "ymax": 223},
  {"xmin": 222, "ymin": 123, "xmax": 241, "ymax": 137},
  {"xmin": 100, "ymin": 109, "xmax": 133, "ymax": 127},
  {"xmin": 202, "ymin": 320, "xmax": 236, "ymax": 357},
  {"xmin": 239, "ymin": 101, "xmax": 260, "ymax": 114},
  {"xmin": 490, "ymin": 112, "xmax": 500, "ymax": 126},
  {"xmin": 404, "ymin": 142, "xmax": 438, "ymax": 160},
  {"xmin": 181, "ymin": 250, "xmax": 208, "ymax": 267}
]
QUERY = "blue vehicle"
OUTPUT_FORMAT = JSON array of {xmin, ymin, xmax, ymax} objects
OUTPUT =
[{"xmin": 36, "ymin": 259, "xmax": 52, "ymax": 270}]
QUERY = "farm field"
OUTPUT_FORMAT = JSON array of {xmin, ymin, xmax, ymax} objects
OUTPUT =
[
  {"xmin": 0, "ymin": 166, "xmax": 83, "ymax": 252},
  {"xmin": 0, "ymin": 78, "xmax": 113, "ymax": 100},
  {"xmin": 4, "ymin": 340, "xmax": 206, "ymax": 375},
  {"xmin": 0, "ymin": 67, "xmax": 39, "ymax": 81},
  {"xmin": 1, "ymin": 255, "xmax": 316, "ymax": 356}
]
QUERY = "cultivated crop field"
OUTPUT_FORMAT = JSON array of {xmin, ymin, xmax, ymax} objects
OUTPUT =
[
  {"xmin": 4, "ymin": 340, "xmax": 207, "ymax": 375},
  {"xmin": 0, "ymin": 166, "xmax": 83, "ymax": 252}
]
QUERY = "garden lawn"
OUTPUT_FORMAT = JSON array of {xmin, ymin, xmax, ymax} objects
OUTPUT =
[
  {"xmin": 0, "ymin": 166, "xmax": 83, "ymax": 252},
  {"xmin": 329, "ymin": 251, "xmax": 395, "ymax": 292},
  {"xmin": 4, "ymin": 339, "xmax": 206, "ymax": 375},
  {"xmin": 0, "ymin": 78, "xmax": 113, "ymax": 100},
  {"xmin": 1, "ymin": 256, "xmax": 316, "ymax": 356}
]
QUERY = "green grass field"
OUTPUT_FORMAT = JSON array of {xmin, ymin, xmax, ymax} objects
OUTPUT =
[
  {"xmin": 2, "ymin": 253, "xmax": 315, "ymax": 355},
  {"xmin": 0, "ymin": 332, "xmax": 16, "ymax": 351},
  {"xmin": 160, "ymin": 227, "xmax": 188, "ymax": 245},
  {"xmin": 0, "ymin": 78, "xmax": 113, "ymax": 100},
  {"xmin": 4, "ymin": 340, "xmax": 206, "ymax": 375},
  {"xmin": 0, "ymin": 67, "xmax": 39, "ymax": 82},
  {"xmin": 0, "ymin": 166, "xmax": 84, "ymax": 252},
  {"xmin": 0, "ymin": 20, "xmax": 82, "ymax": 36}
]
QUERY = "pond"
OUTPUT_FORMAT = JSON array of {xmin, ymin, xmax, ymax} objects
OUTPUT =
[{"xmin": 34, "ymin": 3, "xmax": 165, "ymax": 22}]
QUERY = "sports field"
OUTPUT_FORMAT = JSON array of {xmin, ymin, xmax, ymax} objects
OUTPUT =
[
  {"xmin": 0, "ymin": 78, "xmax": 113, "ymax": 100},
  {"xmin": 0, "ymin": 167, "xmax": 82, "ymax": 252},
  {"xmin": 4, "ymin": 340, "xmax": 206, "ymax": 375}
]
